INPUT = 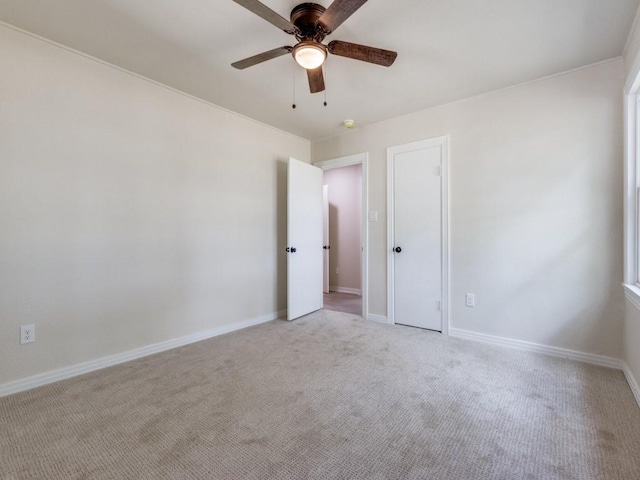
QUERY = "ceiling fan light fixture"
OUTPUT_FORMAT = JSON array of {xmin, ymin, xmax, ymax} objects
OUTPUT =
[{"xmin": 293, "ymin": 41, "xmax": 327, "ymax": 69}]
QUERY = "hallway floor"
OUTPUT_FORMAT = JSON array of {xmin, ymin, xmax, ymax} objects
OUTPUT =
[{"xmin": 323, "ymin": 291, "xmax": 362, "ymax": 316}]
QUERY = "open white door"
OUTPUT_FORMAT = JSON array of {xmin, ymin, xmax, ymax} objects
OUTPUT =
[
  {"xmin": 322, "ymin": 185, "xmax": 330, "ymax": 294},
  {"xmin": 287, "ymin": 158, "xmax": 323, "ymax": 320}
]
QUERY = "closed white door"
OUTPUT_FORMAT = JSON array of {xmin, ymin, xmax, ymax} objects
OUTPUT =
[
  {"xmin": 388, "ymin": 139, "xmax": 447, "ymax": 331},
  {"xmin": 287, "ymin": 158, "xmax": 323, "ymax": 320}
]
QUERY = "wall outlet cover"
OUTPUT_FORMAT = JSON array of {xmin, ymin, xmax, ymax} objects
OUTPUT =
[{"xmin": 20, "ymin": 324, "xmax": 35, "ymax": 344}]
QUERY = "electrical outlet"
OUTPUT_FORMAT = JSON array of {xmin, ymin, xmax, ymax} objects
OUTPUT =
[
  {"xmin": 20, "ymin": 324, "xmax": 35, "ymax": 344},
  {"xmin": 465, "ymin": 293, "xmax": 475, "ymax": 308}
]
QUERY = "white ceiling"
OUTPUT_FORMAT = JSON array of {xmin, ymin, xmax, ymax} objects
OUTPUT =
[{"xmin": 1, "ymin": 0, "xmax": 638, "ymax": 140}]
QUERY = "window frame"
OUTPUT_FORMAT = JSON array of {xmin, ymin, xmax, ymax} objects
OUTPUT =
[{"xmin": 623, "ymin": 67, "xmax": 640, "ymax": 306}]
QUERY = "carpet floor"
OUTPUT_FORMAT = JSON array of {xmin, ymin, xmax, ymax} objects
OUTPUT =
[{"xmin": 1, "ymin": 310, "xmax": 639, "ymax": 479}]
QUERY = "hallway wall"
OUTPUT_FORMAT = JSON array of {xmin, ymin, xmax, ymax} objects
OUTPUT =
[{"xmin": 323, "ymin": 164, "xmax": 362, "ymax": 293}]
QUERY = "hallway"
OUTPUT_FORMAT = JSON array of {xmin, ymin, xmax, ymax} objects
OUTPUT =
[{"xmin": 323, "ymin": 291, "xmax": 362, "ymax": 316}]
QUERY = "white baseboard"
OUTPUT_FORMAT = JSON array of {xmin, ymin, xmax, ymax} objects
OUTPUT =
[
  {"xmin": 0, "ymin": 310, "xmax": 285, "ymax": 398},
  {"xmin": 329, "ymin": 286, "xmax": 362, "ymax": 295},
  {"xmin": 623, "ymin": 362, "xmax": 640, "ymax": 408},
  {"xmin": 448, "ymin": 327, "xmax": 623, "ymax": 370},
  {"xmin": 367, "ymin": 314, "xmax": 390, "ymax": 325}
]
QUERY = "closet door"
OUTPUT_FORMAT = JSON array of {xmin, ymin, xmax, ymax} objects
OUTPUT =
[{"xmin": 388, "ymin": 139, "xmax": 446, "ymax": 331}]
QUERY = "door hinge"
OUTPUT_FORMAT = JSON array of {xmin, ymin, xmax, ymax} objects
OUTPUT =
[
  {"xmin": 435, "ymin": 165, "xmax": 441, "ymax": 177},
  {"xmin": 436, "ymin": 300, "xmax": 441, "ymax": 311}
]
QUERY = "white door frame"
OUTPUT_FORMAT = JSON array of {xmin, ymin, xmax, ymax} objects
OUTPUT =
[
  {"xmin": 387, "ymin": 136, "xmax": 450, "ymax": 335},
  {"xmin": 314, "ymin": 153, "xmax": 369, "ymax": 320}
]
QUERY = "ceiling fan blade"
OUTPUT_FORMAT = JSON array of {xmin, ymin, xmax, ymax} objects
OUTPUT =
[
  {"xmin": 231, "ymin": 46, "xmax": 292, "ymax": 69},
  {"xmin": 232, "ymin": 0, "xmax": 297, "ymax": 34},
  {"xmin": 307, "ymin": 66, "xmax": 325, "ymax": 93},
  {"xmin": 317, "ymin": 0, "xmax": 368, "ymax": 33},
  {"xmin": 328, "ymin": 40, "xmax": 397, "ymax": 66}
]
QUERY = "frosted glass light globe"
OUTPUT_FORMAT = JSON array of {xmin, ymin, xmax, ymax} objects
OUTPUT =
[{"xmin": 293, "ymin": 43, "xmax": 327, "ymax": 70}]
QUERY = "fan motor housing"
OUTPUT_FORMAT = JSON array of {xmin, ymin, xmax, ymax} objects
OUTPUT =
[{"xmin": 291, "ymin": 3, "xmax": 327, "ymax": 40}]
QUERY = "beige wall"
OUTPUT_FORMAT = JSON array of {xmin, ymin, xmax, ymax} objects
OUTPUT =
[
  {"xmin": 323, "ymin": 165, "xmax": 362, "ymax": 292},
  {"xmin": 0, "ymin": 25, "xmax": 310, "ymax": 384},
  {"xmin": 313, "ymin": 60, "xmax": 624, "ymax": 358}
]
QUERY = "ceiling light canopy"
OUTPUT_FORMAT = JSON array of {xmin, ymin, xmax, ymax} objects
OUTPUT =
[{"xmin": 293, "ymin": 41, "xmax": 327, "ymax": 70}]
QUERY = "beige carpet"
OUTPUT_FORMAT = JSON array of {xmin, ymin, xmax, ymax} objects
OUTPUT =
[{"xmin": 1, "ymin": 310, "xmax": 640, "ymax": 479}]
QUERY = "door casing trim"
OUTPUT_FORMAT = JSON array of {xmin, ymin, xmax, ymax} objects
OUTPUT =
[{"xmin": 314, "ymin": 153, "xmax": 369, "ymax": 320}]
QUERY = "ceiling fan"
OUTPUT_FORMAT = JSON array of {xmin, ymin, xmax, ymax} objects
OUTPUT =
[{"xmin": 231, "ymin": 0, "xmax": 398, "ymax": 94}]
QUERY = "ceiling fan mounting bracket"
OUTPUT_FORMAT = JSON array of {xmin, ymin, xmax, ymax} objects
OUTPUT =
[{"xmin": 290, "ymin": 3, "xmax": 328, "ymax": 42}]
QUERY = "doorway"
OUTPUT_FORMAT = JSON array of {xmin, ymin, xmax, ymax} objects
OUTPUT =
[
  {"xmin": 314, "ymin": 153, "xmax": 368, "ymax": 319},
  {"xmin": 387, "ymin": 137, "xmax": 450, "ymax": 333}
]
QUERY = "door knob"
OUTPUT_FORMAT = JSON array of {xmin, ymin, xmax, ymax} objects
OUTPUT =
[
  {"xmin": 394, "ymin": 246, "xmax": 402, "ymax": 253},
  {"xmin": 286, "ymin": 247, "xmax": 297, "ymax": 253},
  {"xmin": 323, "ymin": 245, "xmax": 331, "ymax": 250}
]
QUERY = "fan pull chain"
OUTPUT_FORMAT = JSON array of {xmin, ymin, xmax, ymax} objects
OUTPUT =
[
  {"xmin": 323, "ymin": 65, "xmax": 328, "ymax": 107},
  {"xmin": 292, "ymin": 73, "xmax": 296, "ymax": 109}
]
